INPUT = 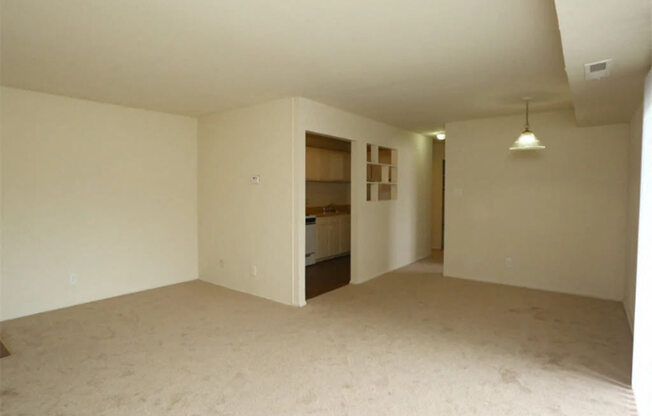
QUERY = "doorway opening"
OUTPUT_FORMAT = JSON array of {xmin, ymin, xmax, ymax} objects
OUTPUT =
[
  {"xmin": 305, "ymin": 133, "xmax": 351, "ymax": 299},
  {"xmin": 431, "ymin": 139, "xmax": 445, "ymax": 266}
]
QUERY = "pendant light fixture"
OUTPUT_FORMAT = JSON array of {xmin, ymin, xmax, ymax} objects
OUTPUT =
[{"xmin": 509, "ymin": 100, "xmax": 545, "ymax": 151}]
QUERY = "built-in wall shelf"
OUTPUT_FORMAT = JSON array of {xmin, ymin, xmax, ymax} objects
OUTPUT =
[{"xmin": 366, "ymin": 144, "xmax": 397, "ymax": 201}]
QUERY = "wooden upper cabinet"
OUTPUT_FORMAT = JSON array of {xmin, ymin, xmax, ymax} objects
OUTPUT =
[
  {"xmin": 327, "ymin": 150, "xmax": 344, "ymax": 181},
  {"xmin": 306, "ymin": 146, "xmax": 322, "ymax": 181},
  {"xmin": 306, "ymin": 146, "xmax": 350, "ymax": 182},
  {"xmin": 343, "ymin": 155, "xmax": 351, "ymax": 181}
]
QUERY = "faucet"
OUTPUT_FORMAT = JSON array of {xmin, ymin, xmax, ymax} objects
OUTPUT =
[{"xmin": 323, "ymin": 204, "xmax": 336, "ymax": 213}]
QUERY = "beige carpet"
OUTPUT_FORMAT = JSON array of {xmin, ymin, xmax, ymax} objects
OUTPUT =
[{"xmin": 0, "ymin": 256, "xmax": 636, "ymax": 415}]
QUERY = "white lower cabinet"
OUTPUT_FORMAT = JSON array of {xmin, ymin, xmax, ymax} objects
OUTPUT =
[
  {"xmin": 315, "ymin": 219, "xmax": 331, "ymax": 261},
  {"xmin": 340, "ymin": 216, "xmax": 351, "ymax": 253},
  {"xmin": 315, "ymin": 215, "xmax": 350, "ymax": 261}
]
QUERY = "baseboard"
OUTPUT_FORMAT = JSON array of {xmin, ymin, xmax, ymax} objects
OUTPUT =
[
  {"xmin": 351, "ymin": 251, "xmax": 433, "ymax": 285},
  {"xmin": 0, "ymin": 277, "xmax": 199, "ymax": 322},
  {"xmin": 442, "ymin": 271, "xmax": 623, "ymax": 302}
]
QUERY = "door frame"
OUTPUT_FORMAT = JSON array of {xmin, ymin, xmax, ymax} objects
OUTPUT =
[{"xmin": 295, "ymin": 128, "xmax": 357, "ymax": 306}]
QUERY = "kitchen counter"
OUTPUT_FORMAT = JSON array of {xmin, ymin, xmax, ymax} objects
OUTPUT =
[
  {"xmin": 306, "ymin": 205, "xmax": 350, "ymax": 217},
  {"xmin": 312, "ymin": 212, "xmax": 350, "ymax": 217}
]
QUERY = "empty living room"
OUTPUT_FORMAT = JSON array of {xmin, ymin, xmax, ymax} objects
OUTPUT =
[{"xmin": 1, "ymin": 1, "xmax": 652, "ymax": 415}]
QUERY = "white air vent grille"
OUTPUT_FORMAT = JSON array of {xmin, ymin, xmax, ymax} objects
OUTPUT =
[
  {"xmin": 589, "ymin": 62, "xmax": 607, "ymax": 72},
  {"xmin": 584, "ymin": 59, "xmax": 612, "ymax": 80}
]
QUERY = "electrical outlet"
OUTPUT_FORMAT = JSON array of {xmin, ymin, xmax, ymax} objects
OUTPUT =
[
  {"xmin": 69, "ymin": 273, "xmax": 79, "ymax": 286},
  {"xmin": 250, "ymin": 265, "xmax": 257, "ymax": 277},
  {"xmin": 251, "ymin": 175, "xmax": 261, "ymax": 184},
  {"xmin": 505, "ymin": 257, "xmax": 513, "ymax": 268}
]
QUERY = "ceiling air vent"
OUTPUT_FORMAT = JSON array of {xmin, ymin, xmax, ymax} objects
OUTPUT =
[{"xmin": 584, "ymin": 59, "xmax": 612, "ymax": 80}]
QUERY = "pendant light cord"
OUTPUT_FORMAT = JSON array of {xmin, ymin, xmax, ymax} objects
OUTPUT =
[{"xmin": 525, "ymin": 100, "xmax": 530, "ymax": 130}]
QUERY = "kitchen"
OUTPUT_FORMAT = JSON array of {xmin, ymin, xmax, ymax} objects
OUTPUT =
[{"xmin": 305, "ymin": 133, "xmax": 351, "ymax": 299}]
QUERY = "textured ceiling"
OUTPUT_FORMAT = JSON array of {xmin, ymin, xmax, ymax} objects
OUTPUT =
[
  {"xmin": 1, "ymin": 0, "xmax": 573, "ymax": 132},
  {"xmin": 555, "ymin": 0, "xmax": 651, "ymax": 126}
]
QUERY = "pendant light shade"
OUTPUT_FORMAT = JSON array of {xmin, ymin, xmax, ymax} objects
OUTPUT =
[{"xmin": 510, "ymin": 100, "xmax": 545, "ymax": 151}]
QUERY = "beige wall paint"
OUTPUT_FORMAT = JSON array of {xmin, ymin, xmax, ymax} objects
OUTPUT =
[
  {"xmin": 306, "ymin": 182, "xmax": 350, "ymax": 207},
  {"xmin": 431, "ymin": 141, "xmax": 445, "ymax": 249},
  {"xmin": 444, "ymin": 109, "xmax": 629, "ymax": 301},
  {"xmin": 625, "ymin": 104, "xmax": 643, "ymax": 329},
  {"xmin": 198, "ymin": 99, "xmax": 295, "ymax": 305},
  {"xmin": 632, "ymin": 68, "xmax": 652, "ymax": 416},
  {"xmin": 1, "ymin": 87, "xmax": 198, "ymax": 320},
  {"xmin": 3, "ymin": 91, "xmax": 431, "ymax": 317},
  {"xmin": 2, "ymin": 0, "xmax": 572, "ymax": 132},
  {"xmin": 293, "ymin": 98, "xmax": 432, "ymax": 305},
  {"xmin": 199, "ymin": 97, "xmax": 432, "ymax": 307}
]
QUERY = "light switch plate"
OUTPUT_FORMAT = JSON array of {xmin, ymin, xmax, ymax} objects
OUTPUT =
[{"xmin": 251, "ymin": 175, "xmax": 261, "ymax": 184}]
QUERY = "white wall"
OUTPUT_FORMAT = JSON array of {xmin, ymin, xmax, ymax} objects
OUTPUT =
[
  {"xmin": 1, "ymin": 87, "xmax": 198, "ymax": 320},
  {"xmin": 293, "ymin": 98, "xmax": 432, "ymax": 305},
  {"xmin": 626, "ymin": 104, "xmax": 643, "ymax": 329},
  {"xmin": 444, "ymin": 109, "xmax": 629, "ymax": 300},
  {"xmin": 632, "ymin": 68, "xmax": 652, "ymax": 416},
  {"xmin": 198, "ymin": 99, "xmax": 295, "ymax": 305},
  {"xmin": 3, "ymin": 91, "xmax": 430, "ymax": 318},
  {"xmin": 198, "ymin": 97, "xmax": 432, "ymax": 307}
]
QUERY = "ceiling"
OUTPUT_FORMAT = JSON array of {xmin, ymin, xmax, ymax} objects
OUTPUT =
[
  {"xmin": 555, "ymin": 0, "xmax": 651, "ymax": 126},
  {"xmin": 0, "ymin": 0, "xmax": 630, "ymax": 133}
]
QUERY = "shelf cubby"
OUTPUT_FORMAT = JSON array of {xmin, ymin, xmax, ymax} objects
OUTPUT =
[
  {"xmin": 378, "ymin": 147, "xmax": 391, "ymax": 164},
  {"xmin": 367, "ymin": 183, "xmax": 378, "ymax": 201},
  {"xmin": 366, "ymin": 144, "xmax": 397, "ymax": 201},
  {"xmin": 367, "ymin": 164, "xmax": 382, "ymax": 182}
]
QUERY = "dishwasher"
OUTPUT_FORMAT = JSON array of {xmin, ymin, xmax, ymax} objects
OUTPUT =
[{"xmin": 305, "ymin": 216, "xmax": 317, "ymax": 266}]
